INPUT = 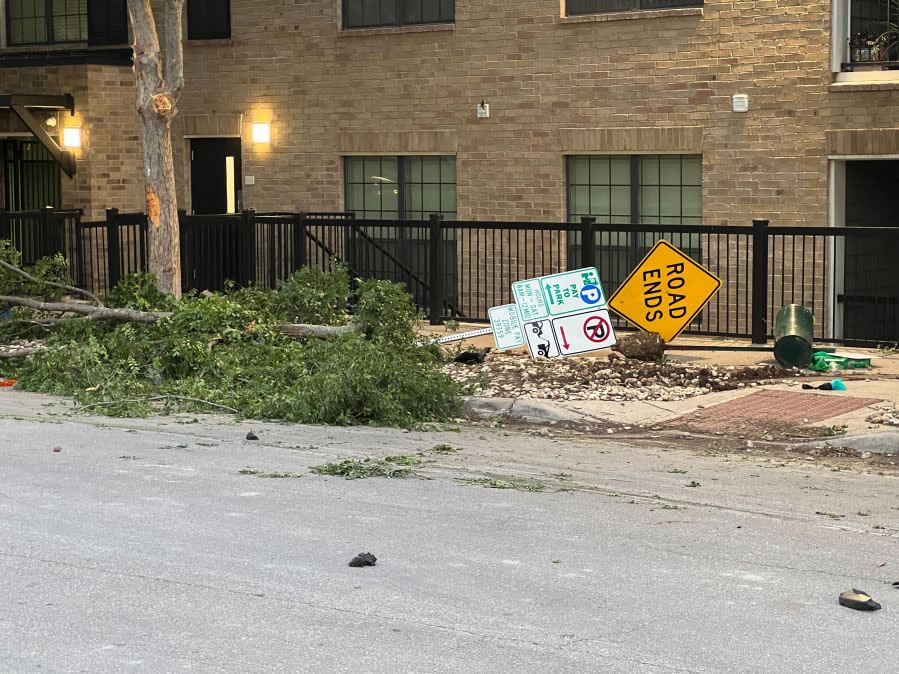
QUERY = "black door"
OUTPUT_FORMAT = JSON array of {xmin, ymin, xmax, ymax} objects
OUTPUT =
[
  {"xmin": 842, "ymin": 160, "xmax": 899, "ymax": 342},
  {"xmin": 190, "ymin": 138, "xmax": 241, "ymax": 215}
]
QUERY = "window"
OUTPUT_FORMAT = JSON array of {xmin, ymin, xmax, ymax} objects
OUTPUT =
[
  {"xmin": 567, "ymin": 155, "xmax": 701, "ymax": 225},
  {"xmin": 343, "ymin": 155, "xmax": 458, "ymax": 312},
  {"xmin": 187, "ymin": 0, "xmax": 230, "ymax": 40},
  {"xmin": 343, "ymin": 0, "xmax": 454, "ymax": 30},
  {"xmin": 7, "ymin": 0, "xmax": 88, "ymax": 45},
  {"xmin": 344, "ymin": 156, "xmax": 457, "ymax": 219},
  {"xmin": 566, "ymin": 0, "xmax": 702, "ymax": 16},
  {"xmin": 840, "ymin": 0, "xmax": 899, "ymax": 69},
  {"xmin": 567, "ymin": 154, "xmax": 702, "ymax": 302}
]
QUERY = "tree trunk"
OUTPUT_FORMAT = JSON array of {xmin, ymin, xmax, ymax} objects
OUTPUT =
[
  {"xmin": 138, "ymin": 113, "xmax": 181, "ymax": 297},
  {"xmin": 127, "ymin": 0, "xmax": 185, "ymax": 298}
]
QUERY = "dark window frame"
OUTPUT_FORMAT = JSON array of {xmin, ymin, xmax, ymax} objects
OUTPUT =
[
  {"xmin": 566, "ymin": 154, "xmax": 701, "ymax": 225},
  {"xmin": 566, "ymin": 0, "xmax": 702, "ymax": 17},
  {"xmin": 187, "ymin": 0, "xmax": 231, "ymax": 40},
  {"xmin": 344, "ymin": 155, "xmax": 457, "ymax": 220},
  {"xmin": 6, "ymin": 0, "xmax": 88, "ymax": 46},
  {"xmin": 342, "ymin": 0, "xmax": 454, "ymax": 30}
]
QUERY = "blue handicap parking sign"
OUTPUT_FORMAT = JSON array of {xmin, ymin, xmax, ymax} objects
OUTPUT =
[{"xmin": 579, "ymin": 284, "xmax": 602, "ymax": 305}]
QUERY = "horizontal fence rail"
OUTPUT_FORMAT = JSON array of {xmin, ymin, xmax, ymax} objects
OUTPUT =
[{"xmin": 2, "ymin": 209, "xmax": 897, "ymax": 346}]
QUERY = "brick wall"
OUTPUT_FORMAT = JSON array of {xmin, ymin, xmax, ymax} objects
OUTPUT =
[
  {"xmin": 0, "ymin": 65, "xmax": 143, "ymax": 219},
  {"xmin": 173, "ymin": 0, "xmax": 843, "ymax": 225},
  {"xmin": 1, "ymin": 1, "xmax": 898, "ymax": 226}
]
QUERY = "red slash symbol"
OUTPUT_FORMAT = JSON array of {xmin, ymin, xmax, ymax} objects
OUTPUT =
[
  {"xmin": 583, "ymin": 315, "xmax": 610, "ymax": 343},
  {"xmin": 559, "ymin": 327, "xmax": 571, "ymax": 350}
]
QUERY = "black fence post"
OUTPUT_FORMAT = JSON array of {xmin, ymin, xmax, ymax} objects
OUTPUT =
[
  {"xmin": 105, "ymin": 208, "xmax": 121, "ymax": 289},
  {"xmin": 429, "ymin": 213, "xmax": 444, "ymax": 326},
  {"xmin": 580, "ymin": 216, "xmax": 596, "ymax": 270},
  {"xmin": 177, "ymin": 209, "xmax": 188, "ymax": 293},
  {"xmin": 292, "ymin": 212, "xmax": 307, "ymax": 271},
  {"xmin": 751, "ymin": 218, "xmax": 770, "ymax": 344},
  {"xmin": 241, "ymin": 209, "xmax": 257, "ymax": 287},
  {"xmin": 74, "ymin": 212, "xmax": 85, "ymax": 288}
]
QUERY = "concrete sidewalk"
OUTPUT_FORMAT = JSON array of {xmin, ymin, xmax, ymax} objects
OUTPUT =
[{"xmin": 460, "ymin": 348, "xmax": 899, "ymax": 454}]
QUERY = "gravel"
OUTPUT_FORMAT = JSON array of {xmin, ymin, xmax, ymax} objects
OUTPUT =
[
  {"xmin": 445, "ymin": 352, "xmax": 797, "ymax": 402},
  {"xmin": 867, "ymin": 403, "xmax": 899, "ymax": 427}
]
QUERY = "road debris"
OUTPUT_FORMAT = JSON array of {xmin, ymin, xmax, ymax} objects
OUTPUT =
[
  {"xmin": 446, "ymin": 352, "xmax": 791, "ymax": 402},
  {"xmin": 612, "ymin": 332, "xmax": 664, "ymax": 361},
  {"xmin": 310, "ymin": 457, "xmax": 417, "ymax": 479},
  {"xmin": 867, "ymin": 403, "xmax": 899, "ymax": 427},
  {"xmin": 454, "ymin": 347, "xmax": 491, "ymax": 365},
  {"xmin": 245, "ymin": 431, "xmax": 259, "ymax": 441},
  {"xmin": 348, "ymin": 552, "xmax": 377, "ymax": 567},
  {"xmin": 802, "ymin": 379, "xmax": 847, "ymax": 391},
  {"xmin": 838, "ymin": 589, "xmax": 881, "ymax": 611},
  {"xmin": 51, "ymin": 446, "xmax": 62, "ymax": 453}
]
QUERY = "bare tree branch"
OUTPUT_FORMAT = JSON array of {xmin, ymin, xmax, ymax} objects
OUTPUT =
[
  {"xmin": 0, "ymin": 295, "xmax": 167, "ymax": 323},
  {"xmin": 0, "ymin": 259, "xmax": 104, "ymax": 306}
]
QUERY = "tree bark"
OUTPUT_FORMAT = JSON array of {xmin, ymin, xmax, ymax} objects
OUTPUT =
[
  {"xmin": 0, "ymin": 295, "xmax": 167, "ymax": 323},
  {"xmin": 0, "ymin": 347, "xmax": 42, "ymax": 359},
  {"xmin": 1, "ymin": 294, "xmax": 361, "ymax": 337},
  {"xmin": 127, "ymin": 0, "xmax": 185, "ymax": 298},
  {"xmin": 278, "ymin": 323, "xmax": 361, "ymax": 338}
]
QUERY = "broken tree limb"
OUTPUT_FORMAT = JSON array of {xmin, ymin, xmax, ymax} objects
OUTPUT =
[
  {"xmin": 0, "ymin": 259, "xmax": 104, "ymax": 306},
  {"xmin": 0, "ymin": 346, "xmax": 42, "ymax": 358},
  {"xmin": 0, "ymin": 295, "xmax": 168, "ymax": 323},
  {"xmin": 278, "ymin": 323, "xmax": 361, "ymax": 338},
  {"xmin": 1, "ymin": 294, "xmax": 361, "ymax": 337}
]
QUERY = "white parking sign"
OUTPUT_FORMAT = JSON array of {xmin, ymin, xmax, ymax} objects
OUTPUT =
[{"xmin": 512, "ymin": 267, "xmax": 606, "ymax": 322}]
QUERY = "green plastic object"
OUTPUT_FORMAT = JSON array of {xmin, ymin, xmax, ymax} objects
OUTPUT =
[
  {"xmin": 809, "ymin": 351, "xmax": 872, "ymax": 372},
  {"xmin": 773, "ymin": 304, "xmax": 815, "ymax": 368}
]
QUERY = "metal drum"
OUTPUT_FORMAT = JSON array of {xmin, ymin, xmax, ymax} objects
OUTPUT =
[{"xmin": 773, "ymin": 304, "xmax": 814, "ymax": 368}]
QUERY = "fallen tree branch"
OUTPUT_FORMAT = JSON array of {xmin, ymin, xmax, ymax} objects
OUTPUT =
[
  {"xmin": 0, "ymin": 259, "xmax": 104, "ymax": 306},
  {"xmin": 278, "ymin": 323, "xmax": 361, "ymax": 338},
  {"xmin": 2, "ymin": 295, "xmax": 361, "ymax": 337},
  {"xmin": 77, "ymin": 394, "xmax": 239, "ymax": 414},
  {"xmin": 0, "ymin": 295, "xmax": 167, "ymax": 323},
  {"xmin": 0, "ymin": 346, "xmax": 42, "ymax": 358}
]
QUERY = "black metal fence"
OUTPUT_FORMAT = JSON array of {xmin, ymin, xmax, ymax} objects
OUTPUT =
[{"xmin": 3, "ymin": 208, "xmax": 897, "ymax": 346}]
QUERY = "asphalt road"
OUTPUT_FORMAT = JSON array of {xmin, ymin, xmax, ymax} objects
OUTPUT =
[{"xmin": 1, "ymin": 392, "xmax": 897, "ymax": 673}]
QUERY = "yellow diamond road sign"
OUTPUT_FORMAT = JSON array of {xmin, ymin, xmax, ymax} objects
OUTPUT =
[{"xmin": 608, "ymin": 240, "xmax": 721, "ymax": 343}]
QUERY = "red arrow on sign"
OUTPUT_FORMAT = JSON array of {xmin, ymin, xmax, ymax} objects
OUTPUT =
[{"xmin": 558, "ymin": 326, "xmax": 570, "ymax": 350}]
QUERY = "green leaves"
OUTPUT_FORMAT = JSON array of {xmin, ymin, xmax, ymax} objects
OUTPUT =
[{"xmin": 3, "ymin": 261, "xmax": 458, "ymax": 428}]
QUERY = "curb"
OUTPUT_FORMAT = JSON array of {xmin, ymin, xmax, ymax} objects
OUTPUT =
[
  {"xmin": 463, "ymin": 396, "xmax": 588, "ymax": 425},
  {"xmin": 793, "ymin": 431, "xmax": 899, "ymax": 456}
]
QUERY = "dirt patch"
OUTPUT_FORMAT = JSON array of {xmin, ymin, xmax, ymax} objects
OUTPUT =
[{"xmin": 446, "ymin": 351, "xmax": 797, "ymax": 402}]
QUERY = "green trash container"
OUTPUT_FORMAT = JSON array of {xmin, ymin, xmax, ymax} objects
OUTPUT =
[{"xmin": 774, "ymin": 304, "xmax": 814, "ymax": 368}]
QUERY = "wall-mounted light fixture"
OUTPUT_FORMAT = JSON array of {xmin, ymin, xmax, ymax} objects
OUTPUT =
[
  {"xmin": 252, "ymin": 122, "xmax": 271, "ymax": 145},
  {"xmin": 62, "ymin": 125, "xmax": 82, "ymax": 149}
]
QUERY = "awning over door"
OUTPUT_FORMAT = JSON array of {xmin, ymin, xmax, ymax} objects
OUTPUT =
[{"xmin": 0, "ymin": 94, "xmax": 76, "ymax": 177}]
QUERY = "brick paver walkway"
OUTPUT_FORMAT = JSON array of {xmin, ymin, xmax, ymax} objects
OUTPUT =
[{"xmin": 667, "ymin": 390, "xmax": 882, "ymax": 434}]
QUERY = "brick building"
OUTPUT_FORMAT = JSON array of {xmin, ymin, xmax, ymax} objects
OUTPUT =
[{"xmin": 0, "ymin": 1, "xmax": 896, "ymax": 338}]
